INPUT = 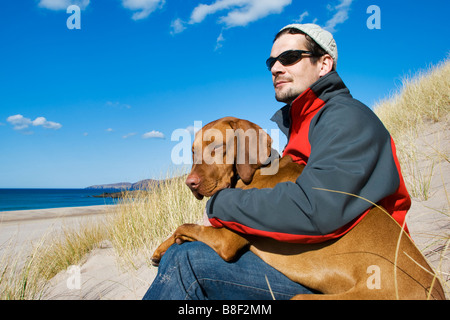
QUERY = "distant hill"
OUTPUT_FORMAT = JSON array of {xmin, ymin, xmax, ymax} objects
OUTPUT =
[
  {"xmin": 131, "ymin": 179, "xmax": 159, "ymax": 189},
  {"xmin": 85, "ymin": 179, "xmax": 159, "ymax": 190},
  {"xmin": 86, "ymin": 179, "xmax": 165, "ymax": 199},
  {"xmin": 85, "ymin": 182, "xmax": 132, "ymax": 190}
]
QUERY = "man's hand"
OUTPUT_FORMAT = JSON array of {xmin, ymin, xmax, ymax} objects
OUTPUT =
[{"xmin": 203, "ymin": 207, "xmax": 212, "ymax": 226}]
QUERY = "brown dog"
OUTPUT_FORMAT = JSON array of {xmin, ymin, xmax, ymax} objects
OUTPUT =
[{"xmin": 152, "ymin": 117, "xmax": 445, "ymax": 300}]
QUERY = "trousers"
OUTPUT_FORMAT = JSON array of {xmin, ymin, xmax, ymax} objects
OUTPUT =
[{"xmin": 143, "ymin": 241, "xmax": 314, "ymax": 300}]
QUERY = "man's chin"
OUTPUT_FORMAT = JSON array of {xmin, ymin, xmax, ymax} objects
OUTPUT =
[
  {"xmin": 275, "ymin": 94, "xmax": 295, "ymax": 104},
  {"xmin": 275, "ymin": 89, "xmax": 298, "ymax": 104}
]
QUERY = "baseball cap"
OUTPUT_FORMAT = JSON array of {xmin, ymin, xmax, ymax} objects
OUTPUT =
[{"xmin": 279, "ymin": 23, "xmax": 338, "ymax": 67}]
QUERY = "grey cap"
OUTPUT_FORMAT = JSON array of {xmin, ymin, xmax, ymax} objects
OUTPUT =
[{"xmin": 279, "ymin": 23, "xmax": 338, "ymax": 67}]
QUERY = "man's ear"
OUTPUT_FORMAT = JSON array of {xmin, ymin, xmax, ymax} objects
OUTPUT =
[
  {"xmin": 230, "ymin": 119, "xmax": 272, "ymax": 184},
  {"xmin": 318, "ymin": 54, "xmax": 334, "ymax": 77}
]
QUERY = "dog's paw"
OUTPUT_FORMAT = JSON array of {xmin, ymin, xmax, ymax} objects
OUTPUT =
[
  {"xmin": 150, "ymin": 251, "xmax": 164, "ymax": 267},
  {"xmin": 150, "ymin": 257, "xmax": 160, "ymax": 267},
  {"xmin": 150, "ymin": 259, "xmax": 159, "ymax": 267}
]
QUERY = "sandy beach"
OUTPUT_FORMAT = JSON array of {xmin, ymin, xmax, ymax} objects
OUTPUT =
[
  {"xmin": 0, "ymin": 204, "xmax": 158, "ymax": 299},
  {"xmin": 0, "ymin": 205, "xmax": 113, "ymax": 255},
  {"xmin": 0, "ymin": 205, "xmax": 114, "ymax": 224}
]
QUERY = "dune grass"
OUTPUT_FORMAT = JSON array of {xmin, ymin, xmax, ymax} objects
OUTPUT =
[
  {"xmin": 374, "ymin": 57, "xmax": 449, "ymax": 295},
  {"xmin": 107, "ymin": 173, "xmax": 206, "ymax": 268},
  {"xmin": 1, "ymin": 58, "xmax": 449, "ymax": 299},
  {"xmin": 0, "ymin": 218, "xmax": 110, "ymax": 299},
  {"xmin": 374, "ymin": 58, "xmax": 449, "ymax": 200},
  {"xmin": 374, "ymin": 58, "xmax": 449, "ymax": 139}
]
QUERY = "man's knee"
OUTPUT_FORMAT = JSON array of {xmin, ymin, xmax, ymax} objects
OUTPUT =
[
  {"xmin": 145, "ymin": 242, "xmax": 214, "ymax": 300},
  {"xmin": 161, "ymin": 241, "xmax": 214, "ymax": 270}
]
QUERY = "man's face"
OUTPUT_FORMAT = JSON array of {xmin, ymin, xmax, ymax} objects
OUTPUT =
[{"xmin": 270, "ymin": 33, "xmax": 322, "ymax": 104}]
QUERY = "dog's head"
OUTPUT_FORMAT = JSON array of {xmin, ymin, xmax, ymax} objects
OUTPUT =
[{"xmin": 185, "ymin": 117, "xmax": 272, "ymax": 200}]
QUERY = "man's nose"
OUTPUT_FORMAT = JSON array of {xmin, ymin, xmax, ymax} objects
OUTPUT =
[{"xmin": 271, "ymin": 60, "xmax": 285, "ymax": 76}]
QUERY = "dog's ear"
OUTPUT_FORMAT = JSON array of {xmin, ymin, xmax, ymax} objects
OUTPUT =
[{"xmin": 229, "ymin": 119, "xmax": 272, "ymax": 184}]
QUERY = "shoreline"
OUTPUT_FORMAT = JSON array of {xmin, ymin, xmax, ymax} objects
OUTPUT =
[
  {"xmin": 0, "ymin": 204, "xmax": 116, "ymax": 224},
  {"xmin": 0, "ymin": 205, "xmax": 117, "ymax": 259}
]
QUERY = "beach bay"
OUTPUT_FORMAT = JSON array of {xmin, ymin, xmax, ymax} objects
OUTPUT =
[
  {"xmin": 0, "ymin": 205, "xmax": 115, "ymax": 257},
  {"xmin": 0, "ymin": 188, "xmax": 119, "ymax": 212},
  {"xmin": 0, "ymin": 204, "xmax": 157, "ymax": 299}
]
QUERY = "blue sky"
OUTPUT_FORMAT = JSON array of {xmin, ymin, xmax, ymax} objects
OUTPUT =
[{"xmin": 0, "ymin": 0, "xmax": 448, "ymax": 188}]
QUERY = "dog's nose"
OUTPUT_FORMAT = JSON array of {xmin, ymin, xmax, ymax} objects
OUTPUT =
[{"xmin": 186, "ymin": 174, "xmax": 200, "ymax": 190}]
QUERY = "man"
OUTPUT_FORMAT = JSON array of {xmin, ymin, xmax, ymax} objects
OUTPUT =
[{"xmin": 143, "ymin": 23, "xmax": 411, "ymax": 300}]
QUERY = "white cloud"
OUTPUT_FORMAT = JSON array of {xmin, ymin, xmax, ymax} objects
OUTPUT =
[
  {"xmin": 32, "ymin": 117, "xmax": 47, "ymax": 126},
  {"xmin": 215, "ymin": 31, "xmax": 225, "ymax": 50},
  {"xmin": 190, "ymin": 0, "xmax": 292, "ymax": 28},
  {"xmin": 123, "ymin": 132, "xmax": 137, "ymax": 139},
  {"xmin": 121, "ymin": 0, "xmax": 165, "ymax": 20},
  {"xmin": 105, "ymin": 101, "xmax": 131, "ymax": 109},
  {"xmin": 106, "ymin": 128, "xmax": 114, "ymax": 132},
  {"xmin": 324, "ymin": 0, "xmax": 353, "ymax": 32},
  {"xmin": 142, "ymin": 130, "xmax": 165, "ymax": 139},
  {"xmin": 295, "ymin": 11, "xmax": 309, "ymax": 23},
  {"xmin": 38, "ymin": 0, "xmax": 90, "ymax": 10},
  {"xmin": 7, "ymin": 115, "xmax": 32, "ymax": 130},
  {"xmin": 7, "ymin": 114, "xmax": 62, "ymax": 131},
  {"xmin": 34, "ymin": 117, "xmax": 62, "ymax": 129},
  {"xmin": 170, "ymin": 18, "xmax": 187, "ymax": 35}
]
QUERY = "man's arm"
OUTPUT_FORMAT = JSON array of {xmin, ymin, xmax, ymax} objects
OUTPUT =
[{"xmin": 205, "ymin": 103, "xmax": 401, "ymax": 243}]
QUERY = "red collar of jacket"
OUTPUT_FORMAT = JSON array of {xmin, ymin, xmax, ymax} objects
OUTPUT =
[
  {"xmin": 271, "ymin": 71, "xmax": 350, "ymax": 138},
  {"xmin": 271, "ymin": 71, "xmax": 351, "ymax": 163}
]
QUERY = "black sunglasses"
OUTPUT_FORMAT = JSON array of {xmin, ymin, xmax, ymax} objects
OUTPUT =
[{"xmin": 266, "ymin": 50, "xmax": 315, "ymax": 71}]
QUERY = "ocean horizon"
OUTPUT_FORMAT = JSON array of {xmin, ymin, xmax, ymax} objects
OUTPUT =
[{"xmin": 0, "ymin": 188, "xmax": 119, "ymax": 212}]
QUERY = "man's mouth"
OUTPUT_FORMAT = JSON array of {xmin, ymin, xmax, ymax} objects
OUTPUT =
[{"xmin": 274, "ymin": 79, "xmax": 291, "ymax": 88}]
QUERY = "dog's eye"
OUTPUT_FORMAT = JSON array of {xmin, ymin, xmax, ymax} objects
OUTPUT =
[
  {"xmin": 211, "ymin": 144, "xmax": 224, "ymax": 157},
  {"xmin": 215, "ymin": 145, "xmax": 225, "ymax": 153}
]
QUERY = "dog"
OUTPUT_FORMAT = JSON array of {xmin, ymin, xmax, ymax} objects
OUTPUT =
[{"xmin": 152, "ymin": 117, "xmax": 445, "ymax": 300}]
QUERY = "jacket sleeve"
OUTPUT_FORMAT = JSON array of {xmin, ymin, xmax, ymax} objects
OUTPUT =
[{"xmin": 205, "ymin": 101, "xmax": 401, "ymax": 243}]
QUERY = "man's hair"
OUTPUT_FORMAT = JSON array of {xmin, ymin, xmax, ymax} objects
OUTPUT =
[{"xmin": 274, "ymin": 28, "xmax": 335, "ymax": 71}]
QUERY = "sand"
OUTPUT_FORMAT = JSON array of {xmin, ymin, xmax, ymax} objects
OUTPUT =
[
  {"xmin": 0, "ymin": 206, "xmax": 112, "ymax": 257},
  {"xmin": 42, "ymin": 240, "xmax": 156, "ymax": 300},
  {"xmin": 404, "ymin": 120, "xmax": 449, "ymax": 287},
  {"xmin": 1, "ymin": 122, "xmax": 448, "ymax": 300},
  {"xmin": 0, "ymin": 205, "xmax": 157, "ymax": 300}
]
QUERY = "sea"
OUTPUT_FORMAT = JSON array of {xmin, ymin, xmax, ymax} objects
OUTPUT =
[{"xmin": 0, "ymin": 188, "xmax": 120, "ymax": 212}]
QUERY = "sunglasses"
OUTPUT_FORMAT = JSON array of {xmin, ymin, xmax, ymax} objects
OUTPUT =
[{"xmin": 266, "ymin": 50, "xmax": 315, "ymax": 71}]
